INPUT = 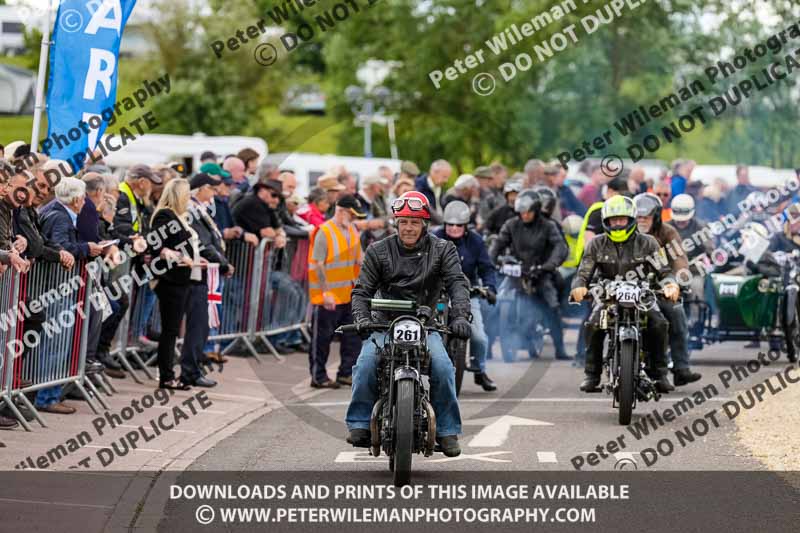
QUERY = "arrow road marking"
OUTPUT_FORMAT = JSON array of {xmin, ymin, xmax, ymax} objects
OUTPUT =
[
  {"xmin": 537, "ymin": 451, "xmax": 558, "ymax": 463},
  {"xmin": 464, "ymin": 415, "xmax": 553, "ymax": 447}
]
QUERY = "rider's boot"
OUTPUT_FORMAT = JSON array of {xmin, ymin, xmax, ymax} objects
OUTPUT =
[
  {"xmin": 346, "ymin": 429, "xmax": 371, "ymax": 448},
  {"xmin": 436, "ymin": 435, "xmax": 461, "ymax": 457},
  {"xmin": 474, "ymin": 372, "xmax": 497, "ymax": 391},
  {"xmin": 651, "ymin": 369, "xmax": 675, "ymax": 393},
  {"xmin": 673, "ymin": 368, "xmax": 702, "ymax": 386},
  {"xmin": 580, "ymin": 373, "xmax": 602, "ymax": 392}
]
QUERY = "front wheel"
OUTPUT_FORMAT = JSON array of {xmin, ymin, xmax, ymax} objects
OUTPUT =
[
  {"xmin": 393, "ymin": 379, "xmax": 415, "ymax": 487},
  {"xmin": 618, "ymin": 340, "xmax": 636, "ymax": 426},
  {"xmin": 449, "ymin": 337, "xmax": 468, "ymax": 396}
]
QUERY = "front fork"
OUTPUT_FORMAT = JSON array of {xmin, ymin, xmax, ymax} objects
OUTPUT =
[{"xmin": 374, "ymin": 364, "xmax": 436, "ymax": 458}]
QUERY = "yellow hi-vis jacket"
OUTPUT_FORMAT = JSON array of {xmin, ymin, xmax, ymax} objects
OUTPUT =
[
  {"xmin": 119, "ymin": 181, "xmax": 141, "ymax": 232},
  {"xmin": 566, "ymin": 201, "xmax": 604, "ymax": 267},
  {"xmin": 308, "ymin": 219, "xmax": 362, "ymax": 305}
]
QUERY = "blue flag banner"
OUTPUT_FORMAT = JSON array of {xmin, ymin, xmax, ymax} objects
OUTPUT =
[{"xmin": 44, "ymin": 0, "xmax": 137, "ymax": 171}]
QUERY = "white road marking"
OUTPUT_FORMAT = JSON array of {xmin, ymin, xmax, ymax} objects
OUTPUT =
[
  {"xmin": 464, "ymin": 415, "xmax": 553, "ymax": 447},
  {"xmin": 426, "ymin": 451, "xmax": 512, "ymax": 463},
  {"xmin": 614, "ymin": 452, "xmax": 638, "ymax": 461},
  {"xmin": 297, "ymin": 397, "xmax": 736, "ymax": 407},
  {"xmin": 333, "ymin": 450, "xmax": 514, "ymax": 464},
  {"xmin": 537, "ymin": 451, "xmax": 558, "ymax": 463},
  {"xmin": 334, "ymin": 451, "xmax": 386, "ymax": 463}
]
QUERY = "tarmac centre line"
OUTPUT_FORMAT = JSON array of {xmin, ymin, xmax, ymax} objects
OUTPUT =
[
  {"xmin": 297, "ymin": 397, "xmax": 737, "ymax": 407},
  {"xmin": 333, "ymin": 450, "xmax": 640, "ymax": 464}
]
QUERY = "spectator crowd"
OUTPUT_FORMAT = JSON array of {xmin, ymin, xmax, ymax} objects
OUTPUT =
[{"xmin": 0, "ymin": 136, "xmax": 796, "ymax": 432}]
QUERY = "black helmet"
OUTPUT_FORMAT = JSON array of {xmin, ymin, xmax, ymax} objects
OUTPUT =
[
  {"xmin": 533, "ymin": 186, "xmax": 557, "ymax": 218},
  {"xmin": 633, "ymin": 192, "xmax": 663, "ymax": 233},
  {"xmin": 514, "ymin": 189, "xmax": 542, "ymax": 216}
]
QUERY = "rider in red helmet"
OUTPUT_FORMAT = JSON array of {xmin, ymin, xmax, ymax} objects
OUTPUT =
[{"xmin": 346, "ymin": 190, "xmax": 470, "ymax": 457}]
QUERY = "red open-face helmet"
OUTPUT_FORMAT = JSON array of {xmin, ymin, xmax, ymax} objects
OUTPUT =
[{"xmin": 391, "ymin": 190, "xmax": 431, "ymax": 219}]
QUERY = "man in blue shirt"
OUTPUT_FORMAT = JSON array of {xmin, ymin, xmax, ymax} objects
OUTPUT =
[
  {"xmin": 669, "ymin": 159, "xmax": 695, "ymax": 199},
  {"xmin": 434, "ymin": 200, "xmax": 498, "ymax": 391}
]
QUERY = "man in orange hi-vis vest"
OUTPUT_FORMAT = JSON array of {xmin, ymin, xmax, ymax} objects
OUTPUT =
[{"xmin": 308, "ymin": 194, "xmax": 366, "ymax": 389}]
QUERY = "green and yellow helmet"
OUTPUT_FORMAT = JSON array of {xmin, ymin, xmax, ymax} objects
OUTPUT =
[{"xmin": 601, "ymin": 195, "xmax": 637, "ymax": 243}]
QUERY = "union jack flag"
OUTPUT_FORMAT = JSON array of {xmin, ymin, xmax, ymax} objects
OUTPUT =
[{"xmin": 207, "ymin": 263, "xmax": 222, "ymax": 329}]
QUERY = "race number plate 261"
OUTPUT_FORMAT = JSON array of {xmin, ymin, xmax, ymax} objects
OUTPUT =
[{"xmin": 394, "ymin": 320, "xmax": 421, "ymax": 343}]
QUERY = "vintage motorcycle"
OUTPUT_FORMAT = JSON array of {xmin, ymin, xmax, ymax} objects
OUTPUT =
[
  {"xmin": 496, "ymin": 255, "xmax": 548, "ymax": 362},
  {"xmin": 337, "ymin": 299, "xmax": 450, "ymax": 487},
  {"xmin": 685, "ymin": 249, "xmax": 800, "ymax": 362},
  {"xmin": 579, "ymin": 278, "xmax": 664, "ymax": 425}
]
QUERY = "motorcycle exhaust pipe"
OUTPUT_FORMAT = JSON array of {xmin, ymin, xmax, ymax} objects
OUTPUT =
[
  {"xmin": 369, "ymin": 398, "xmax": 384, "ymax": 457},
  {"xmin": 422, "ymin": 398, "xmax": 437, "ymax": 457}
]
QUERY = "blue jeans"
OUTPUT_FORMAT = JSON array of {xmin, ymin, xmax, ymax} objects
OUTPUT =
[
  {"xmin": 137, "ymin": 285, "xmax": 157, "ymax": 338},
  {"xmin": 470, "ymin": 297, "xmax": 489, "ymax": 372},
  {"xmin": 35, "ymin": 386, "xmax": 62, "ymax": 408},
  {"xmin": 345, "ymin": 332, "xmax": 462, "ymax": 437},
  {"xmin": 659, "ymin": 300, "xmax": 690, "ymax": 370}
]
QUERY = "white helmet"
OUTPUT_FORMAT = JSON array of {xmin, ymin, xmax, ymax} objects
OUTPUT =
[
  {"xmin": 561, "ymin": 215, "xmax": 583, "ymax": 237},
  {"xmin": 671, "ymin": 194, "xmax": 695, "ymax": 222},
  {"xmin": 739, "ymin": 222, "xmax": 770, "ymax": 263},
  {"xmin": 443, "ymin": 200, "xmax": 471, "ymax": 225}
]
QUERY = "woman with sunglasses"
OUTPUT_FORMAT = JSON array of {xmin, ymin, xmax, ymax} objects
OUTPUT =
[
  {"xmin": 433, "ymin": 200, "xmax": 498, "ymax": 391},
  {"xmin": 345, "ymin": 191, "xmax": 470, "ymax": 457}
]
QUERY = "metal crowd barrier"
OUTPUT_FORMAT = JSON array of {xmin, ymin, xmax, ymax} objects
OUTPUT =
[
  {"xmin": 103, "ymin": 235, "xmax": 312, "ymax": 377},
  {"xmin": 209, "ymin": 238, "xmax": 266, "ymax": 359},
  {"xmin": 0, "ymin": 267, "xmax": 21, "ymax": 425},
  {"xmin": 109, "ymin": 260, "xmax": 160, "ymax": 383},
  {"xmin": 2, "ymin": 260, "xmax": 103, "ymax": 431},
  {"xmin": 252, "ymin": 241, "xmax": 311, "ymax": 360}
]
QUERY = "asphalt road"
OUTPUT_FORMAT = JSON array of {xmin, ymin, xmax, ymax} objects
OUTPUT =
[{"xmin": 185, "ymin": 327, "xmax": 786, "ymax": 474}]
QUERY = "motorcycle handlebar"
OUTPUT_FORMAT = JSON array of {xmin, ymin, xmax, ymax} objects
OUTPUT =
[{"xmin": 335, "ymin": 323, "xmax": 452, "ymax": 336}]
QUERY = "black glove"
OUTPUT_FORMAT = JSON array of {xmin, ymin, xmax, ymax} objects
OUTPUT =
[
  {"xmin": 528, "ymin": 264, "xmax": 543, "ymax": 279},
  {"xmin": 486, "ymin": 288, "xmax": 497, "ymax": 305},
  {"xmin": 450, "ymin": 316, "xmax": 471, "ymax": 339},
  {"xmin": 354, "ymin": 318, "xmax": 372, "ymax": 340}
]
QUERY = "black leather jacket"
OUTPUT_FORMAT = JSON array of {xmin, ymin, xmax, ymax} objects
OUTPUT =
[
  {"xmin": 571, "ymin": 232, "xmax": 673, "ymax": 289},
  {"xmin": 189, "ymin": 202, "xmax": 230, "ymax": 276},
  {"xmin": 489, "ymin": 215, "xmax": 568, "ymax": 271},
  {"xmin": 352, "ymin": 233, "xmax": 470, "ymax": 324}
]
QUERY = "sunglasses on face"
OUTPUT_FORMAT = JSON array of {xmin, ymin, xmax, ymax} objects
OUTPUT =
[
  {"xmin": 446, "ymin": 223, "xmax": 466, "ymax": 228},
  {"xmin": 392, "ymin": 197, "xmax": 427, "ymax": 213},
  {"xmin": 657, "ymin": 193, "xmax": 670, "ymax": 198}
]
